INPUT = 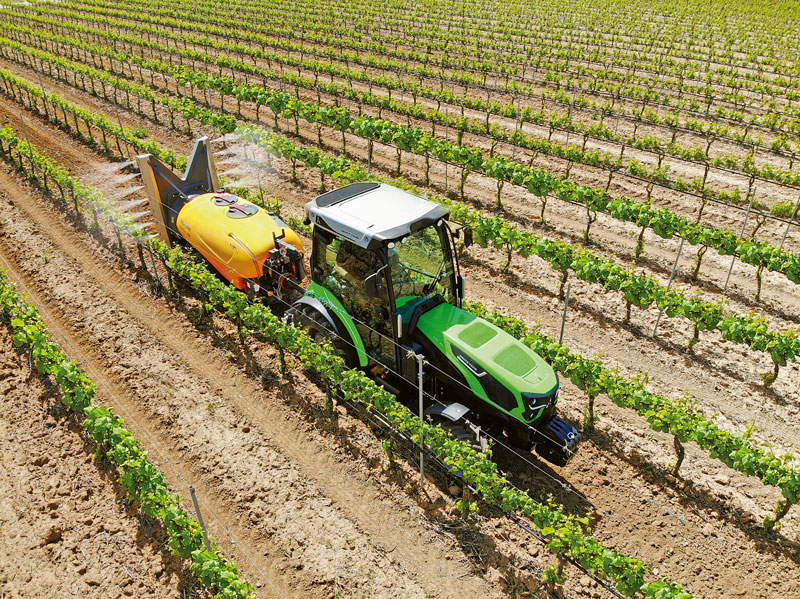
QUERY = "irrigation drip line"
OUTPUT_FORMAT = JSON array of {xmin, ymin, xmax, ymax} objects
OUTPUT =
[
  {"xmin": 510, "ymin": 514, "xmax": 629, "ymax": 599},
  {"xmin": 332, "ymin": 376, "xmax": 636, "ymax": 599}
]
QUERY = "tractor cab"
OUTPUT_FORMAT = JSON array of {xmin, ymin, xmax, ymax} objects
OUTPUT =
[
  {"xmin": 304, "ymin": 182, "xmax": 464, "ymax": 372},
  {"xmin": 294, "ymin": 182, "xmax": 580, "ymax": 466}
]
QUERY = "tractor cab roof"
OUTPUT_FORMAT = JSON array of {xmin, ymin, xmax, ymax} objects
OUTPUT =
[{"xmin": 305, "ymin": 182, "xmax": 449, "ymax": 249}]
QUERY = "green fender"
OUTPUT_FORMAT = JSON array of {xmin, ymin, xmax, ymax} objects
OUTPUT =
[{"xmin": 304, "ymin": 281, "xmax": 369, "ymax": 367}]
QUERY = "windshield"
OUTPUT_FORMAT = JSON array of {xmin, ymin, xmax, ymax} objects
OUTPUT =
[{"xmin": 389, "ymin": 224, "xmax": 455, "ymax": 307}]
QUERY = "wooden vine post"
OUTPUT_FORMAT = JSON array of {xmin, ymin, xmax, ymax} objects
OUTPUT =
[{"xmin": 671, "ymin": 434, "xmax": 685, "ymax": 477}]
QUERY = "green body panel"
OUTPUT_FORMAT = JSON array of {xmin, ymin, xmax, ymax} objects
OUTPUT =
[
  {"xmin": 304, "ymin": 281, "xmax": 369, "ymax": 367},
  {"xmin": 410, "ymin": 302, "xmax": 559, "ymax": 422},
  {"xmin": 306, "ymin": 287, "xmax": 558, "ymax": 423}
]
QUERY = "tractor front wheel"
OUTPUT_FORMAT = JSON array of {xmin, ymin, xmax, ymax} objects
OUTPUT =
[{"xmin": 429, "ymin": 416, "xmax": 487, "ymax": 453}]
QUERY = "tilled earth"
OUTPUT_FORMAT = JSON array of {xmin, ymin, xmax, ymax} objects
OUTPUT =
[
  {"xmin": 0, "ymin": 327, "xmax": 208, "ymax": 599},
  {"xmin": 0, "ymin": 58, "xmax": 798, "ymax": 599}
]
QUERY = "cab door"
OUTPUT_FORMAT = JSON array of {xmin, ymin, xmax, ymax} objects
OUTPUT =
[{"xmin": 312, "ymin": 233, "xmax": 397, "ymax": 371}]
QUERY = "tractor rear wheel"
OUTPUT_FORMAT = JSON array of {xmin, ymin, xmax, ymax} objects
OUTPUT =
[{"xmin": 292, "ymin": 304, "xmax": 353, "ymax": 370}]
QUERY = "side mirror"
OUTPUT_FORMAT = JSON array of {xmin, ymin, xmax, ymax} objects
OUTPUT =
[
  {"xmin": 463, "ymin": 227, "xmax": 473, "ymax": 248},
  {"xmin": 365, "ymin": 271, "xmax": 385, "ymax": 298},
  {"xmin": 457, "ymin": 275, "xmax": 465, "ymax": 299}
]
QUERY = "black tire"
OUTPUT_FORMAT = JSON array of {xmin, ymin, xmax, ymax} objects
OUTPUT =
[
  {"xmin": 429, "ymin": 416, "xmax": 486, "ymax": 453},
  {"xmin": 292, "ymin": 304, "xmax": 353, "ymax": 369}
]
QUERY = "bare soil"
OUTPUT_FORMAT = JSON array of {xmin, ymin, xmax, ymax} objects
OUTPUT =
[
  {"xmin": 0, "ymin": 327, "xmax": 208, "ymax": 599},
  {"xmin": 0, "ymin": 72, "xmax": 798, "ymax": 599}
]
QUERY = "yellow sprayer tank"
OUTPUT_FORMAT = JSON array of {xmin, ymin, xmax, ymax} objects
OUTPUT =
[{"xmin": 177, "ymin": 192, "xmax": 303, "ymax": 290}]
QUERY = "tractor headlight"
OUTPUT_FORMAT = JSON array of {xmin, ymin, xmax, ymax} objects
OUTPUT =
[{"xmin": 521, "ymin": 387, "xmax": 559, "ymax": 422}]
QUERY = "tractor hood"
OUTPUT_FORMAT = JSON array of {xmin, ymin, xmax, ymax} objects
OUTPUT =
[{"xmin": 407, "ymin": 300, "xmax": 559, "ymax": 420}]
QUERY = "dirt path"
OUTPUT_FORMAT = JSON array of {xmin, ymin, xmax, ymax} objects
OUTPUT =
[
  {"xmin": 0, "ymin": 326, "xmax": 207, "ymax": 599},
  {"xmin": 0, "ymin": 163, "xmax": 505, "ymax": 599}
]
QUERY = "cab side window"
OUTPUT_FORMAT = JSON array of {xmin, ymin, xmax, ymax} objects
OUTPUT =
[{"xmin": 314, "ymin": 236, "xmax": 396, "ymax": 368}]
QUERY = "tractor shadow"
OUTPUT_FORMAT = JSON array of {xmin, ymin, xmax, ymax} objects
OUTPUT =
[{"xmin": 492, "ymin": 443, "xmax": 595, "ymax": 518}]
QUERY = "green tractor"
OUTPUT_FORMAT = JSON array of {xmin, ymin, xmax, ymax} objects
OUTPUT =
[
  {"xmin": 289, "ymin": 182, "xmax": 579, "ymax": 465},
  {"xmin": 137, "ymin": 139, "xmax": 579, "ymax": 466}
]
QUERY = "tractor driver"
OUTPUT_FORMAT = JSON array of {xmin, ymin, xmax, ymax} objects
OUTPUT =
[
  {"xmin": 388, "ymin": 248, "xmax": 423, "ymax": 300},
  {"xmin": 326, "ymin": 240, "xmax": 396, "ymax": 367},
  {"xmin": 335, "ymin": 241, "xmax": 383, "ymax": 286}
]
